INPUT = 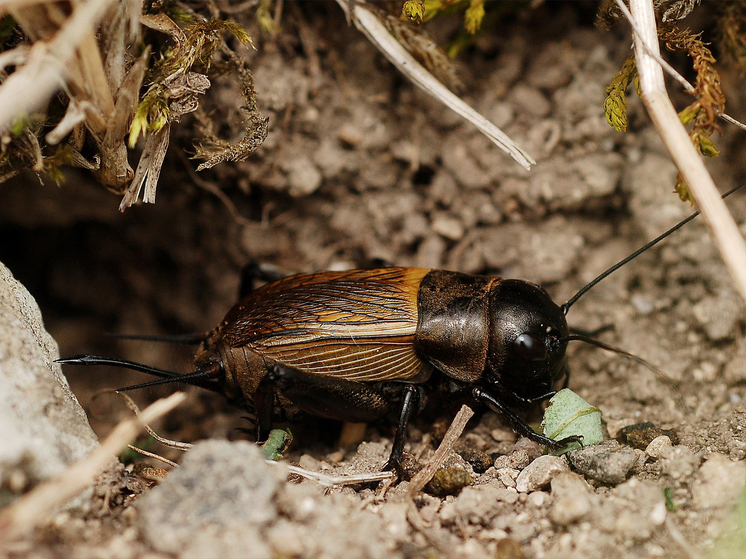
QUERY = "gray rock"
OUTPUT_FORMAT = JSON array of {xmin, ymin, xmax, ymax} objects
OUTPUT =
[
  {"xmin": 508, "ymin": 84, "xmax": 551, "ymax": 118},
  {"xmin": 0, "ymin": 261, "xmax": 98, "ymax": 493},
  {"xmin": 568, "ymin": 441, "xmax": 637, "ymax": 485},
  {"xmin": 283, "ymin": 154, "xmax": 323, "ymax": 197},
  {"xmin": 138, "ymin": 440, "xmax": 283, "ymax": 555},
  {"xmin": 609, "ymin": 479, "xmax": 667, "ymax": 542},
  {"xmin": 692, "ymin": 291, "xmax": 744, "ymax": 342},
  {"xmin": 515, "ymin": 455, "xmax": 569, "ymax": 493},
  {"xmin": 659, "ymin": 445, "xmax": 701, "ymax": 484}
]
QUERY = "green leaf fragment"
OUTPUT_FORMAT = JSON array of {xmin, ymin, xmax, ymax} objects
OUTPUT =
[
  {"xmin": 674, "ymin": 174, "xmax": 695, "ymax": 205},
  {"xmin": 697, "ymin": 134, "xmax": 720, "ymax": 157},
  {"xmin": 261, "ymin": 428, "xmax": 293, "ymax": 461},
  {"xmin": 604, "ymin": 56, "xmax": 637, "ymax": 133},
  {"xmin": 678, "ymin": 104, "xmax": 699, "ymax": 125},
  {"xmin": 542, "ymin": 388, "xmax": 604, "ymax": 455}
]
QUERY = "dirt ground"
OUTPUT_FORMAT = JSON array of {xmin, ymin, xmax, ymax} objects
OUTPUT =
[{"xmin": 2, "ymin": 2, "xmax": 746, "ymax": 558}]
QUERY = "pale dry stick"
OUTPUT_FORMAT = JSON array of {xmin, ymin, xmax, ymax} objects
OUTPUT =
[
  {"xmin": 0, "ymin": 0, "xmax": 116, "ymax": 134},
  {"xmin": 720, "ymin": 113, "xmax": 746, "ymax": 131},
  {"xmin": 45, "ymin": 99, "xmax": 88, "ymax": 145},
  {"xmin": 664, "ymin": 517, "xmax": 700, "ymax": 559},
  {"xmin": 126, "ymin": 444, "xmax": 179, "ymax": 468},
  {"xmin": 613, "ymin": 0, "xmax": 746, "ymax": 132},
  {"xmin": 407, "ymin": 404, "xmax": 475, "ymax": 499},
  {"xmin": 279, "ymin": 464, "xmax": 396, "ymax": 487},
  {"xmin": 0, "ymin": 392, "xmax": 186, "ymax": 544},
  {"xmin": 626, "ymin": 0, "xmax": 746, "ymax": 306},
  {"xmin": 118, "ymin": 392, "xmax": 193, "ymax": 451},
  {"xmin": 335, "ymin": 0, "xmax": 535, "ymax": 171}
]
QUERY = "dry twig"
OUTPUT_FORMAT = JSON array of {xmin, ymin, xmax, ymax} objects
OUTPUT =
[
  {"xmin": 279, "ymin": 464, "xmax": 396, "ymax": 487},
  {"xmin": 406, "ymin": 404, "xmax": 474, "ymax": 500},
  {"xmin": 623, "ymin": 0, "xmax": 746, "ymax": 305},
  {"xmin": 0, "ymin": 0, "xmax": 116, "ymax": 133}
]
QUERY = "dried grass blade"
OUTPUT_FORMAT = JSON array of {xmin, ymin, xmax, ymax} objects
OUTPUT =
[
  {"xmin": 337, "ymin": 0, "xmax": 535, "ymax": 170},
  {"xmin": 625, "ymin": 0, "xmax": 746, "ymax": 306}
]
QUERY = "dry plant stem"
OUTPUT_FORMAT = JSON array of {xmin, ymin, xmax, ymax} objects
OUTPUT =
[
  {"xmin": 664, "ymin": 517, "xmax": 699, "ymax": 559},
  {"xmin": 0, "ymin": 0, "xmax": 116, "ymax": 134},
  {"xmin": 627, "ymin": 0, "xmax": 746, "ymax": 306},
  {"xmin": 127, "ymin": 444, "xmax": 179, "ymax": 468},
  {"xmin": 406, "ymin": 404, "xmax": 475, "ymax": 499},
  {"xmin": 118, "ymin": 393, "xmax": 397, "ymax": 487},
  {"xmin": 612, "ymin": 0, "xmax": 746, "ymax": 132},
  {"xmin": 117, "ymin": 392, "xmax": 193, "ymax": 451},
  {"xmin": 0, "ymin": 392, "xmax": 187, "ymax": 544},
  {"xmin": 280, "ymin": 464, "xmax": 396, "ymax": 487},
  {"xmin": 335, "ymin": 0, "xmax": 535, "ymax": 170}
]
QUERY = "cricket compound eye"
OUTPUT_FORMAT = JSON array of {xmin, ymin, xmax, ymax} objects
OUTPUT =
[{"xmin": 513, "ymin": 332, "xmax": 548, "ymax": 362}]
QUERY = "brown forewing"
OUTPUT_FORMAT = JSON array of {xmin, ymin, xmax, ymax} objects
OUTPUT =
[{"xmin": 219, "ymin": 268, "xmax": 431, "ymax": 382}]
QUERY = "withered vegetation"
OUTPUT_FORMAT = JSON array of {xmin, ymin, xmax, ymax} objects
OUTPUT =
[
  {"xmin": 0, "ymin": 0, "xmax": 266, "ymax": 210},
  {"xmin": 0, "ymin": 0, "xmax": 744, "ymax": 210},
  {"xmin": 600, "ymin": 0, "xmax": 746, "ymax": 203}
]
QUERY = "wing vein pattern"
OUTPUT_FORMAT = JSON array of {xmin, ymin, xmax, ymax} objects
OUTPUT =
[{"xmin": 220, "ymin": 268, "xmax": 431, "ymax": 382}]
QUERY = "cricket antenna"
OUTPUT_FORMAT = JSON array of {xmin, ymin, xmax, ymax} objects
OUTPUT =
[
  {"xmin": 566, "ymin": 334, "xmax": 687, "ymax": 411},
  {"xmin": 55, "ymin": 355, "xmax": 224, "ymax": 393},
  {"xmin": 561, "ymin": 182, "xmax": 746, "ymax": 315}
]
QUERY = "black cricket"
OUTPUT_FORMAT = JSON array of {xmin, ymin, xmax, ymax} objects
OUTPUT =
[{"xmin": 57, "ymin": 191, "xmax": 730, "ymax": 472}]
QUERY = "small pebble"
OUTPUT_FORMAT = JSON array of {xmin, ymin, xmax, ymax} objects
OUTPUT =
[
  {"xmin": 645, "ymin": 435, "xmax": 673, "ymax": 460},
  {"xmin": 631, "ymin": 293, "xmax": 655, "ymax": 315},
  {"xmin": 550, "ymin": 491, "xmax": 591, "ymax": 526},
  {"xmin": 659, "ymin": 446, "xmax": 700, "ymax": 483},
  {"xmin": 431, "ymin": 215, "xmax": 465, "ymax": 241},
  {"xmin": 692, "ymin": 292, "xmax": 744, "ymax": 342},
  {"xmin": 512, "ymin": 439, "xmax": 542, "ymax": 462},
  {"xmin": 612, "ymin": 479, "xmax": 667, "ymax": 540},
  {"xmin": 527, "ymin": 491, "xmax": 549, "ymax": 508},
  {"xmin": 454, "ymin": 485, "xmax": 518, "ymax": 525},
  {"xmin": 567, "ymin": 440, "xmax": 637, "ymax": 485},
  {"xmin": 515, "ymin": 455, "xmax": 569, "ymax": 493},
  {"xmin": 284, "ymin": 156, "xmax": 323, "ymax": 197},
  {"xmin": 496, "ymin": 468, "xmax": 519, "ymax": 489}
]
